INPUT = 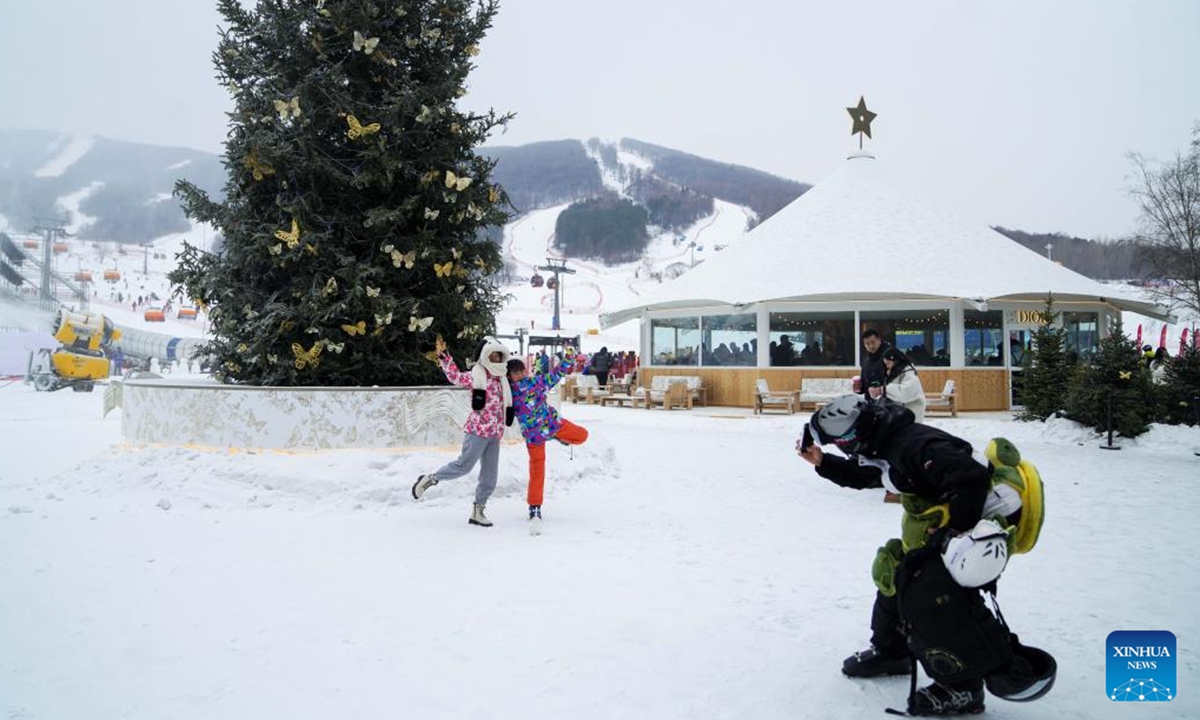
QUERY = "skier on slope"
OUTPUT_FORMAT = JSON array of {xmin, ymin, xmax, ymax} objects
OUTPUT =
[{"xmin": 797, "ymin": 395, "xmax": 1054, "ymax": 716}]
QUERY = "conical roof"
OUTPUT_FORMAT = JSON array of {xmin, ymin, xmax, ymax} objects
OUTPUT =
[{"xmin": 603, "ymin": 152, "xmax": 1171, "ymax": 326}]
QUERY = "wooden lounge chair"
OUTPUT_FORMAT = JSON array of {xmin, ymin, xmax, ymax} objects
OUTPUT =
[
  {"xmin": 925, "ymin": 379, "xmax": 957, "ymax": 417},
  {"xmin": 754, "ymin": 379, "xmax": 799, "ymax": 415}
]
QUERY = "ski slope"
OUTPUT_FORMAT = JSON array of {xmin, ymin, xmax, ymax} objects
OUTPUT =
[{"xmin": 496, "ymin": 197, "xmax": 756, "ymax": 351}]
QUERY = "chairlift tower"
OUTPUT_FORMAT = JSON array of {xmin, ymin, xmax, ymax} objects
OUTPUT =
[
  {"xmin": 536, "ymin": 258, "xmax": 575, "ymax": 331},
  {"xmin": 31, "ymin": 217, "xmax": 69, "ymax": 307}
]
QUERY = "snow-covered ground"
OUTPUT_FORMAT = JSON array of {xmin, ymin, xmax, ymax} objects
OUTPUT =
[{"xmin": 1, "ymin": 384, "xmax": 1197, "ymax": 719}]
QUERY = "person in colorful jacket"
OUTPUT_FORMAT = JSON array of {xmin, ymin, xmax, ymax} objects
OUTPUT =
[
  {"xmin": 506, "ymin": 347, "xmax": 589, "ymax": 533},
  {"xmin": 412, "ymin": 336, "xmax": 514, "ymax": 527}
]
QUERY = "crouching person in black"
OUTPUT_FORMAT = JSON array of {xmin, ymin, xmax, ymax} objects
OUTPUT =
[{"xmin": 797, "ymin": 395, "xmax": 1026, "ymax": 716}]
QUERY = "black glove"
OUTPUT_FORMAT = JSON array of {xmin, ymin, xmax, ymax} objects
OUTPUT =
[
  {"xmin": 471, "ymin": 388, "xmax": 486, "ymax": 411},
  {"xmin": 505, "ymin": 407, "xmax": 515, "ymax": 427}
]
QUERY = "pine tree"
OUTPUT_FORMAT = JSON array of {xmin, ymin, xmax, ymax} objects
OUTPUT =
[
  {"xmin": 1160, "ymin": 340, "xmax": 1200, "ymax": 425},
  {"xmin": 169, "ymin": 0, "xmax": 512, "ymax": 385},
  {"xmin": 1016, "ymin": 296, "xmax": 1074, "ymax": 421},
  {"xmin": 1065, "ymin": 319, "xmax": 1154, "ymax": 437}
]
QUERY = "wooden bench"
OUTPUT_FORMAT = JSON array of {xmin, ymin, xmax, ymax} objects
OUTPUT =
[
  {"xmin": 799, "ymin": 377, "xmax": 854, "ymax": 410},
  {"xmin": 925, "ymin": 379, "xmax": 958, "ymax": 417}
]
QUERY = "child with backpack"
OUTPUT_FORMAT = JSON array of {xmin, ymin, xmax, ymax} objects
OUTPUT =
[
  {"xmin": 412, "ymin": 336, "xmax": 514, "ymax": 527},
  {"xmin": 507, "ymin": 347, "xmax": 590, "ymax": 534}
]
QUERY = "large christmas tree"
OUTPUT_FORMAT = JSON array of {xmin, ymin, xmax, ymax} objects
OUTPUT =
[{"xmin": 170, "ymin": 0, "xmax": 512, "ymax": 386}]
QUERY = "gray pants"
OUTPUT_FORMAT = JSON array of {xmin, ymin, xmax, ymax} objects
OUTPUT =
[{"xmin": 433, "ymin": 433, "xmax": 501, "ymax": 505}]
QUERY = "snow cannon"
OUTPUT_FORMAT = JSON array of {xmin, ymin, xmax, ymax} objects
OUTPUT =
[{"xmin": 31, "ymin": 309, "xmax": 123, "ymax": 392}]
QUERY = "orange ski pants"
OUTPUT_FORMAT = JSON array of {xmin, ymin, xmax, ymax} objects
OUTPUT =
[{"xmin": 526, "ymin": 418, "xmax": 589, "ymax": 506}]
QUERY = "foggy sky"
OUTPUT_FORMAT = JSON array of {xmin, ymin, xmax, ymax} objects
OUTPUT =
[{"xmin": 1, "ymin": 0, "xmax": 1197, "ymax": 239}]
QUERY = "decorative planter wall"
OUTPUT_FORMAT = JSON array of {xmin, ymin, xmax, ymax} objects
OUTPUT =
[{"xmin": 119, "ymin": 377, "xmax": 523, "ymax": 450}]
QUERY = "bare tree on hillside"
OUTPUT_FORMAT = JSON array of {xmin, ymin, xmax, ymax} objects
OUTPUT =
[{"xmin": 1128, "ymin": 124, "xmax": 1200, "ymax": 317}]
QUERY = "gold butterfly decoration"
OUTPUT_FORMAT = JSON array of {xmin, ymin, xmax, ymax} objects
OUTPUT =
[
  {"xmin": 488, "ymin": 186, "xmax": 500, "ymax": 204},
  {"xmin": 292, "ymin": 342, "xmax": 323, "ymax": 369},
  {"xmin": 451, "ymin": 247, "xmax": 462, "ymax": 260},
  {"xmin": 474, "ymin": 256, "xmax": 487, "ymax": 269},
  {"xmin": 409, "ymin": 315, "xmax": 434, "ymax": 332},
  {"xmin": 421, "ymin": 28, "xmax": 441, "ymax": 43},
  {"xmin": 465, "ymin": 44, "xmax": 480, "ymax": 57},
  {"xmin": 415, "ymin": 105, "xmax": 434, "ymax": 124},
  {"xmin": 267, "ymin": 353, "xmax": 278, "ymax": 365},
  {"xmin": 341, "ymin": 320, "xmax": 367, "ymax": 336},
  {"xmin": 274, "ymin": 218, "xmax": 301, "ymax": 248},
  {"xmin": 463, "ymin": 300, "xmax": 474, "ymax": 310},
  {"xmin": 353, "ymin": 31, "xmax": 381, "ymax": 54},
  {"xmin": 420, "ymin": 170, "xmax": 439, "ymax": 185},
  {"xmin": 444, "ymin": 170, "xmax": 472, "ymax": 191},
  {"xmin": 366, "ymin": 286, "xmax": 381, "ymax": 297},
  {"xmin": 346, "ymin": 114, "xmax": 381, "ymax": 140},
  {"xmin": 434, "ymin": 261, "xmax": 453, "ymax": 278},
  {"xmin": 376, "ymin": 312, "xmax": 393, "ymax": 327},
  {"xmin": 391, "ymin": 248, "xmax": 415, "ymax": 268},
  {"xmin": 273, "ymin": 96, "xmax": 301, "ymax": 121},
  {"xmin": 243, "ymin": 149, "xmax": 275, "ymax": 181},
  {"xmin": 269, "ymin": 243, "xmax": 283, "ymax": 256},
  {"xmin": 1119, "ymin": 370, "xmax": 1133, "ymax": 380},
  {"xmin": 424, "ymin": 208, "xmax": 440, "ymax": 221},
  {"xmin": 322, "ymin": 277, "xmax": 338, "ymax": 296},
  {"xmin": 304, "ymin": 242, "xmax": 318, "ymax": 256}
]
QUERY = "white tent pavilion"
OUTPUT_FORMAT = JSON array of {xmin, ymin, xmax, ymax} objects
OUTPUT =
[{"xmin": 603, "ymin": 152, "xmax": 1172, "ymax": 410}]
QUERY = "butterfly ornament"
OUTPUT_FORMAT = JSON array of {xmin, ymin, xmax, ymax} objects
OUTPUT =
[
  {"xmin": 273, "ymin": 96, "xmax": 301, "ymax": 121},
  {"xmin": 346, "ymin": 114, "xmax": 381, "ymax": 140},
  {"xmin": 445, "ymin": 170, "xmax": 472, "ymax": 191},
  {"xmin": 274, "ymin": 218, "xmax": 301, "ymax": 248},
  {"xmin": 292, "ymin": 342, "xmax": 323, "ymax": 369},
  {"xmin": 353, "ymin": 31, "xmax": 380, "ymax": 54}
]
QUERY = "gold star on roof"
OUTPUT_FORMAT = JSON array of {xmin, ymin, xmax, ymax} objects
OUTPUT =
[{"xmin": 847, "ymin": 96, "xmax": 877, "ymax": 147}]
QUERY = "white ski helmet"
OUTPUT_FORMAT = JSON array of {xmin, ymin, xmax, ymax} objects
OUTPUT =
[{"xmin": 941, "ymin": 519, "xmax": 1010, "ymax": 588}]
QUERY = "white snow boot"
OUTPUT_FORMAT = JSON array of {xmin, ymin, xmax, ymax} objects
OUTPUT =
[
  {"xmin": 469, "ymin": 503, "xmax": 493, "ymax": 527},
  {"xmin": 528, "ymin": 505, "xmax": 543, "ymax": 536},
  {"xmin": 411, "ymin": 474, "xmax": 438, "ymax": 500}
]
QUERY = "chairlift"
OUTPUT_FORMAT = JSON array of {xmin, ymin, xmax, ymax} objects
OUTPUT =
[
  {"xmin": 530, "ymin": 273, "xmax": 544, "ymax": 288},
  {"xmin": 144, "ymin": 307, "xmax": 166, "ymax": 322},
  {"xmin": 103, "ymin": 269, "xmax": 121, "ymax": 282},
  {"xmin": 546, "ymin": 276, "xmax": 559, "ymax": 290},
  {"xmin": 74, "ymin": 271, "xmax": 93, "ymax": 282},
  {"xmin": 52, "ymin": 242, "xmax": 69, "ymax": 254}
]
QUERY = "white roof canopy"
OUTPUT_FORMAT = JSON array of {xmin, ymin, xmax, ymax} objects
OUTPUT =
[{"xmin": 602, "ymin": 153, "xmax": 1172, "ymax": 327}]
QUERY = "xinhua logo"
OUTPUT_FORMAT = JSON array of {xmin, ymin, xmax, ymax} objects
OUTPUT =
[{"xmin": 1106, "ymin": 630, "xmax": 1176, "ymax": 702}]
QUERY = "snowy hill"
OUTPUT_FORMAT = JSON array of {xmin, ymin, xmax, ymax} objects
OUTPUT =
[{"xmin": 0, "ymin": 129, "xmax": 224, "ymax": 243}]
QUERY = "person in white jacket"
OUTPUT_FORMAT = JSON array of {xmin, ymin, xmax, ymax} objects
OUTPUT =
[{"xmin": 874, "ymin": 347, "xmax": 927, "ymax": 421}]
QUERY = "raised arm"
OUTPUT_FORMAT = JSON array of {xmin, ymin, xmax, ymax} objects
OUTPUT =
[{"xmin": 439, "ymin": 355, "xmax": 473, "ymax": 389}]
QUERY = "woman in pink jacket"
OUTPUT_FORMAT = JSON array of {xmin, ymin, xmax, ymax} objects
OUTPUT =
[{"xmin": 412, "ymin": 337, "xmax": 514, "ymax": 527}]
